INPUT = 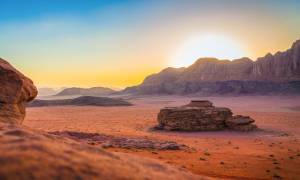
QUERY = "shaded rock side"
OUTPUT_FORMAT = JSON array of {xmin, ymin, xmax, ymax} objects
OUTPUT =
[
  {"xmin": 0, "ymin": 122, "xmax": 204, "ymax": 180},
  {"xmin": 157, "ymin": 106, "xmax": 232, "ymax": 131},
  {"xmin": 0, "ymin": 58, "xmax": 38, "ymax": 124}
]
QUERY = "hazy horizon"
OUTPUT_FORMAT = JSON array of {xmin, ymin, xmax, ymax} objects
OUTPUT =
[{"xmin": 1, "ymin": 0, "xmax": 300, "ymax": 88}]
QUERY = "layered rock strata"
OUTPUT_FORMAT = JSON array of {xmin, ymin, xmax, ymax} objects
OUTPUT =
[{"xmin": 157, "ymin": 100, "xmax": 257, "ymax": 131}]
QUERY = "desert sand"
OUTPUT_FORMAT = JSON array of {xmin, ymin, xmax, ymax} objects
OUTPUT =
[{"xmin": 25, "ymin": 96, "xmax": 300, "ymax": 179}]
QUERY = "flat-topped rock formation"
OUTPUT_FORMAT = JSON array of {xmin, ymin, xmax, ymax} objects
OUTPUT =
[
  {"xmin": 28, "ymin": 96, "xmax": 132, "ymax": 107},
  {"xmin": 0, "ymin": 58, "xmax": 38, "ymax": 124},
  {"xmin": 55, "ymin": 87, "xmax": 116, "ymax": 96},
  {"xmin": 157, "ymin": 100, "xmax": 257, "ymax": 131}
]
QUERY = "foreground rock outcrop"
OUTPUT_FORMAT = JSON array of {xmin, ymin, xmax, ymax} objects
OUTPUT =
[
  {"xmin": 0, "ymin": 123, "xmax": 202, "ymax": 180},
  {"xmin": 0, "ymin": 58, "xmax": 38, "ymax": 124},
  {"xmin": 157, "ymin": 100, "xmax": 257, "ymax": 131},
  {"xmin": 123, "ymin": 39, "xmax": 300, "ymax": 95}
]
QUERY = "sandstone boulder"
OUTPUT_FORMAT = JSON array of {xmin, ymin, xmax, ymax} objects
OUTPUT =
[
  {"xmin": 225, "ymin": 115, "xmax": 257, "ymax": 131},
  {"xmin": 157, "ymin": 105, "xmax": 232, "ymax": 131},
  {"xmin": 157, "ymin": 100, "xmax": 257, "ymax": 131},
  {"xmin": 0, "ymin": 58, "xmax": 38, "ymax": 124}
]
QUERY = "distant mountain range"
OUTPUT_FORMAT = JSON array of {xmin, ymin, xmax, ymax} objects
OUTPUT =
[
  {"xmin": 38, "ymin": 88, "xmax": 61, "ymax": 96},
  {"xmin": 123, "ymin": 39, "xmax": 300, "ymax": 95},
  {"xmin": 55, "ymin": 87, "xmax": 116, "ymax": 96}
]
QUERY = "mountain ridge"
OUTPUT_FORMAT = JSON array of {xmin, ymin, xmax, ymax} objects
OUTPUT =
[{"xmin": 123, "ymin": 39, "xmax": 300, "ymax": 95}]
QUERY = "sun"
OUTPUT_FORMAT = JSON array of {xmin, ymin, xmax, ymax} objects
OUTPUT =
[{"xmin": 171, "ymin": 34, "xmax": 248, "ymax": 67}]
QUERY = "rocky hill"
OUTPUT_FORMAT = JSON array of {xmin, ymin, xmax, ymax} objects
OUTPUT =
[
  {"xmin": 55, "ymin": 87, "xmax": 116, "ymax": 96},
  {"xmin": 38, "ymin": 87, "xmax": 59, "ymax": 96},
  {"xmin": 28, "ymin": 96, "xmax": 132, "ymax": 107},
  {"xmin": 123, "ymin": 39, "xmax": 300, "ymax": 95}
]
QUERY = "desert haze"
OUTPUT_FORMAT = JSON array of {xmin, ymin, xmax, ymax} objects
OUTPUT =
[{"xmin": 1, "ymin": 1, "xmax": 300, "ymax": 180}]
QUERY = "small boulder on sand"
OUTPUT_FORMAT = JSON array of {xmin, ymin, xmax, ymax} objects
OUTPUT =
[{"xmin": 226, "ymin": 115, "xmax": 257, "ymax": 131}]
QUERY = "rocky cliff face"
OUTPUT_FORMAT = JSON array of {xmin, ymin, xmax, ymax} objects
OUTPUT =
[
  {"xmin": 124, "ymin": 39, "xmax": 300, "ymax": 95},
  {"xmin": 0, "ymin": 58, "xmax": 38, "ymax": 124}
]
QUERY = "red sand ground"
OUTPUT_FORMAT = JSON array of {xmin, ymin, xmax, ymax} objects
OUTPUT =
[{"xmin": 24, "ymin": 96, "xmax": 300, "ymax": 179}]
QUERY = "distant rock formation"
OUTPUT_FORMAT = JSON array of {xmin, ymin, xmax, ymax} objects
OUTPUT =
[
  {"xmin": 0, "ymin": 58, "xmax": 37, "ymax": 124},
  {"xmin": 37, "ymin": 87, "xmax": 59, "ymax": 96},
  {"xmin": 156, "ymin": 100, "xmax": 257, "ymax": 131},
  {"xmin": 123, "ymin": 39, "xmax": 300, "ymax": 95},
  {"xmin": 28, "ymin": 96, "xmax": 132, "ymax": 107},
  {"xmin": 55, "ymin": 87, "xmax": 116, "ymax": 96}
]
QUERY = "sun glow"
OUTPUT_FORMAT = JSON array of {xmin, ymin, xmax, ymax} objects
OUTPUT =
[{"xmin": 171, "ymin": 34, "xmax": 249, "ymax": 67}]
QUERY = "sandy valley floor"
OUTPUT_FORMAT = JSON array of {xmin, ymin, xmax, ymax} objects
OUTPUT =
[{"xmin": 24, "ymin": 96, "xmax": 300, "ymax": 180}]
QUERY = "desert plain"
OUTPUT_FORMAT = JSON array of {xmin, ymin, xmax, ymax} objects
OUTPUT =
[{"xmin": 24, "ymin": 95, "xmax": 300, "ymax": 180}]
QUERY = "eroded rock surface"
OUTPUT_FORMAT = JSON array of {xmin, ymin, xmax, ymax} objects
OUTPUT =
[
  {"xmin": 0, "ymin": 58, "xmax": 37, "ymax": 124},
  {"xmin": 0, "ymin": 123, "xmax": 202, "ymax": 180},
  {"xmin": 157, "ymin": 100, "xmax": 257, "ymax": 131},
  {"xmin": 50, "ymin": 131, "xmax": 188, "ymax": 150},
  {"xmin": 226, "ymin": 115, "xmax": 257, "ymax": 131}
]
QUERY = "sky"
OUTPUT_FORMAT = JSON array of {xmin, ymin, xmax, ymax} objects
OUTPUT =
[{"xmin": 0, "ymin": 0, "xmax": 300, "ymax": 88}]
